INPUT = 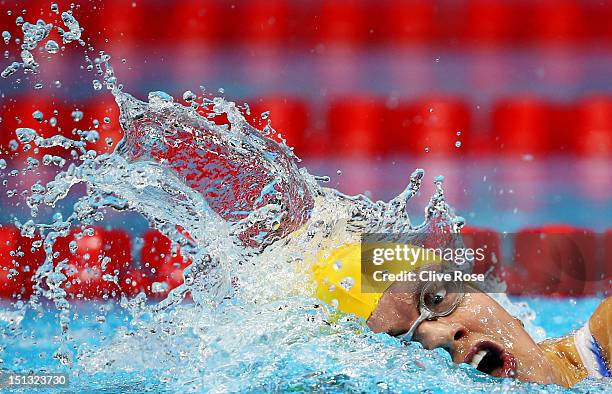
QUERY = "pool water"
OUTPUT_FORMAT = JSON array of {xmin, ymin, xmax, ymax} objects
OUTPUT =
[
  {"xmin": 0, "ymin": 6, "xmax": 610, "ymax": 394},
  {"xmin": 2, "ymin": 296, "xmax": 610, "ymax": 393}
]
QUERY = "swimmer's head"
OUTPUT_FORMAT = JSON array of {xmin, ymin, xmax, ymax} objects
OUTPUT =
[
  {"xmin": 311, "ymin": 242, "xmax": 437, "ymax": 320},
  {"xmin": 312, "ymin": 242, "xmax": 557, "ymax": 385},
  {"xmin": 368, "ymin": 282, "xmax": 556, "ymax": 384}
]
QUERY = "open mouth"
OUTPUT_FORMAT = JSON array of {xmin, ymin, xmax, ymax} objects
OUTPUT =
[{"xmin": 464, "ymin": 340, "xmax": 517, "ymax": 378}]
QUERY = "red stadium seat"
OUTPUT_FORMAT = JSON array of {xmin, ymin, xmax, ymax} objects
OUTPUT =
[
  {"xmin": 170, "ymin": 0, "xmax": 228, "ymax": 46},
  {"xmin": 54, "ymin": 227, "xmax": 132, "ymax": 299},
  {"xmin": 528, "ymin": 0, "xmax": 584, "ymax": 44},
  {"xmin": 92, "ymin": 0, "xmax": 167, "ymax": 50},
  {"xmin": 463, "ymin": 0, "xmax": 519, "ymax": 45},
  {"xmin": 501, "ymin": 265, "xmax": 527, "ymax": 296},
  {"xmin": 512, "ymin": 225, "xmax": 599, "ymax": 296},
  {"xmin": 0, "ymin": 226, "xmax": 43, "ymax": 300},
  {"xmin": 120, "ymin": 267, "xmax": 155, "ymax": 298},
  {"xmin": 582, "ymin": 1, "xmax": 612, "ymax": 43},
  {"xmin": 491, "ymin": 98, "xmax": 567, "ymax": 156},
  {"xmin": 236, "ymin": 0, "xmax": 289, "ymax": 46},
  {"xmin": 0, "ymin": 95, "xmax": 72, "ymax": 162},
  {"xmin": 603, "ymin": 230, "xmax": 612, "ymax": 296},
  {"xmin": 80, "ymin": 96, "xmax": 123, "ymax": 155},
  {"xmin": 317, "ymin": 0, "xmax": 374, "ymax": 46},
  {"xmin": 461, "ymin": 226, "xmax": 502, "ymax": 278},
  {"xmin": 141, "ymin": 230, "xmax": 191, "ymax": 298},
  {"xmin": 30, "ymin": 0, "xmax": 98, "ymax": 44},
  {"xmin": 390, "ymin": 97, "xmax": 471, "ymax": 156},
  {"xmin": 328, "ymin": 97, "xmax": 386, "ymax": 157},
  {"xmin": 383, "ymin": 0, "xmax": 435, "ymax": 45},
  {"xmin": 572, "ymin": 96, "xmax": 612, "ymax": 157},
  {"xmin": 247, "ymin": 96, "xmax": 308, "ymax": 156}
]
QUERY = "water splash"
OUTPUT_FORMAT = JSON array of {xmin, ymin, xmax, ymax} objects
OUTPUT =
[{"xmin": 1, "ymin": 5, "xmax": 599, "ymax": 394}]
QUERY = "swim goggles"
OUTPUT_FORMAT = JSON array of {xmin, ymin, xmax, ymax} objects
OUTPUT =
[{"xmin": 396, "ymin": 280, "xmax": 465, "ymax": 342}]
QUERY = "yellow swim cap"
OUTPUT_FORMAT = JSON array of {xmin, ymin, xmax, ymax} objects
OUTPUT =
[{"xmin": 311, "ymin": 242, "xmax": 438, "ymax": 320}]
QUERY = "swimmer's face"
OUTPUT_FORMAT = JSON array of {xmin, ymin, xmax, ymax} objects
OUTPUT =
[{"xmin": 367, "ymin": 284, "xmax": 556, "ymax": 384}]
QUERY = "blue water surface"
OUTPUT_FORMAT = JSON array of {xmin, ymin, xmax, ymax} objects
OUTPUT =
[{"xmin": 1, "ymin": 297, "xmax": 610, "ymax": 393}]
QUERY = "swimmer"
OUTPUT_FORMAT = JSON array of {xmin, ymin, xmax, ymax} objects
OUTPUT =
[{"xmin": 312, "ymin": 242, "xmax": 611, "ymax": 388}]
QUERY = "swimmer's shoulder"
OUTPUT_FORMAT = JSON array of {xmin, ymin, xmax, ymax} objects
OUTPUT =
[{"xmin": 589, "ymin": 297, "xmax": 612, "ymax": 364}]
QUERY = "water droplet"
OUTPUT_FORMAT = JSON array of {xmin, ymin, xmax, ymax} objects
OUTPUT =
[
  {"xmin": 0, "ymin": 159, "xmax": 6, "ymax": 169},
  {"xmin": 152, "ymin": 281, "xmax": 169, "ymax": 293},
  {"xmin": 336, "ymin": 169, "xmax": 342, "ymax": 175},
  {"xmin": 424, "ymin": 147, "xmax": 430, "ymax": 153},
  {"xmin": 1, "ymin": 62, "xmax": 20, "ymax": 78},
  {"xmin": 261, "ymin": 111, "xmax": 270, "ymax": 120},
  {"xmin": 53, "ymin": 80, "xmax": 61, "ymax": 88},
  {"xmin": 330, "ymin": 299, "xmax": 339, "ymax": 308},
  {"xmin": 92, "ymin": 79, "xmax": 102, "ymax": 90},
  {"xmin": 34, "ymin": 83, "xmax": 43, "ymax": 90},
  {"xmin": 32, "ymin": 110, "xmax": 44, "ymax": 121},
  {"xmin": 2, "ymin": 31, "xmax": 10, "ymax": 44},
  {"xmin": 68, "ymin": 240, "xmax": 78, "ymax": 253},
  {"xmin": 51, "ymin": 3, "xmax": 59, "ymax": 13},
  {"xmin": 333, "ymin": 260, "xmax": 342, "ymax": 270},
  {"xmin": 455, "ymin": 141, "xmax": 462, "ymax": 148},
  {"xmin": 456, "ymin": 131, "xmax": 462, "ymax": 136},
  {"xmin": 218, "ymin": 87, "xmax": 224, "ymax": 94},
  {"xmin": 339, "ymin": 276, "xmax": 354, "ymax": 290},
  {"xmin": 148, "ymin": 91, "xmax": 174, "ymax": 106},
  {"xmin": 71, "ymin": 110, "xmax": 83, "ymax": 122},
  {"xmin": 45, "ymin": 40, "xmax": 59, "ymax": 54},
  {"xmin": 182, "ymin": 90, "xmax": 196, "ymax": 102}
]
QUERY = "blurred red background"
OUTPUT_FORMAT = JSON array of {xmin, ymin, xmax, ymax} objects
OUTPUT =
[{"xmin": 0, "ymin": 1, "xmax": 610, "ymax": 298}]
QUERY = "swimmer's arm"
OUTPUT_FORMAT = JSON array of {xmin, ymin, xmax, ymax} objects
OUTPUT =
[{"xmin": 590, "ymin": 297, "xmax": 612, "ymax": 365}]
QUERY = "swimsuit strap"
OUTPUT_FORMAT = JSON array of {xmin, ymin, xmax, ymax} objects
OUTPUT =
[{"xmin": 573, "ymin": 321, "xmax": 611, "ymax": 378}]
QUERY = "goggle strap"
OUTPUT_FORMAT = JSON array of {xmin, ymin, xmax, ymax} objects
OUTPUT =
[{"xmin": 398, "ymin": 309, "xmax": 432, "ymax": 342}]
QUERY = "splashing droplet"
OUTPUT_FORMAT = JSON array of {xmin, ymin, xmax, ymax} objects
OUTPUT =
[
  {"xmin": 182, "ymin": 90, "xmax": 197, "ymax": 102},
  {"xmin": 45, "ymin": 40, "xmax": 60, "ymax": 54},
  {"xmin": 71, "ymin": 110, "xmax": 83, "ymax": 122},
  {"xmin": 32, "ymin": 110, "xmax": 44, "ymax": 121},
  {"xmin": 339, "ymin": 276, "xmax": 354, "ymax": 290},
  {"xmin": 148, "ymin": 91, "xmax": 174, "ymax": 106}
]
